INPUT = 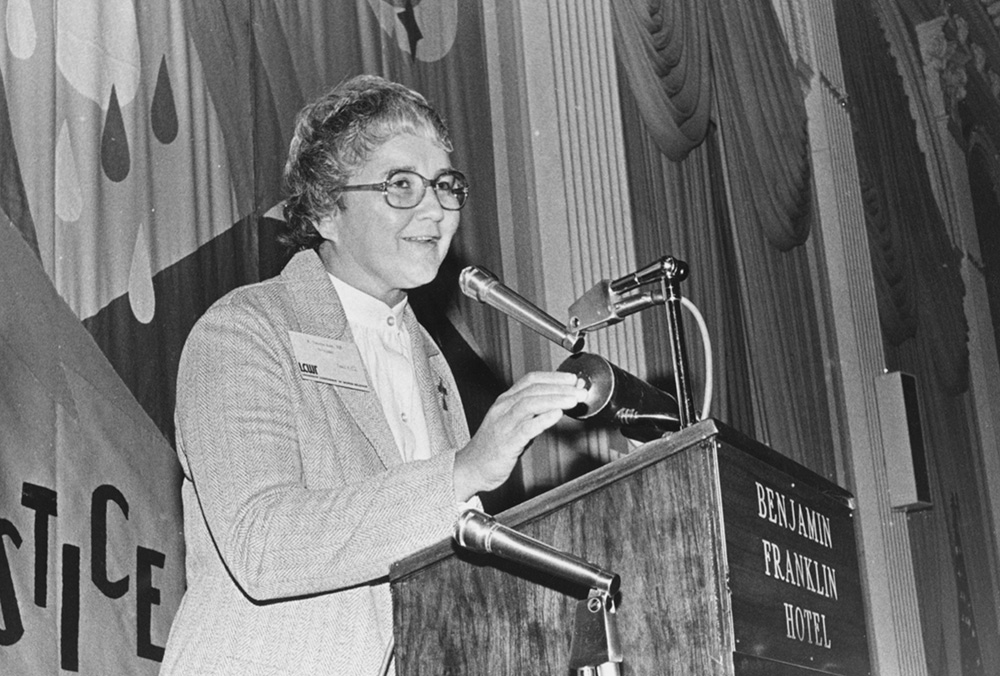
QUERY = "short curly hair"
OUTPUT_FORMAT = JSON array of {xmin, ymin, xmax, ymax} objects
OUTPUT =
[{"xmin": 280, "ymin": 75, "xmax": 453, "ymax": 251}]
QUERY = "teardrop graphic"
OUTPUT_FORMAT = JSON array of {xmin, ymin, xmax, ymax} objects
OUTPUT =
[
  {"xmin": 101, "ymin": 85, "xmax": 130, "ymax": 182},
  {"xmin": 151, "ymin": 55, "xmax": 178, "ymax": 144},
  {"xmin": 128, "ymin": 223, "xmax": 156, "ymax": 324},
  {"xmin": 7, "ymin": 0, "xmax": 37, "ymax": 60}
]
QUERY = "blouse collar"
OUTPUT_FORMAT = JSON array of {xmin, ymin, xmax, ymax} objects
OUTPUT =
[{"xmin": 328, "ymin": 274, "xmax": 408, "ymax": 332}]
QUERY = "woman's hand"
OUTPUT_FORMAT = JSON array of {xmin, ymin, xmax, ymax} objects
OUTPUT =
[{"xmin": 453, "ymin": 371, "xmax": 587, "ymax": 502}]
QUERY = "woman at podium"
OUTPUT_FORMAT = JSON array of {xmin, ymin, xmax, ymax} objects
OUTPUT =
[{"xmin": 158, "ymin": 75, "xmax": 586, "ymax": 675}]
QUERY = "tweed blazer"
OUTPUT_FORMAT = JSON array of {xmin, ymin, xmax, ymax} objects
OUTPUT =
[{"xmin": 159, "ymin": 250, "xmax": 470, "ymax": 675}]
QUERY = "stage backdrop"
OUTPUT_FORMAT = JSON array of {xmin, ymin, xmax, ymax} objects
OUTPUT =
[{"xmin": 2, "ymin": 1, "xmax": 502, "ymax": 672}]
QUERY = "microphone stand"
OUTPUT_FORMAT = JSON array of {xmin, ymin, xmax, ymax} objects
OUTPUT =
[
  {"xmin": 460, "ymin": 259, "xmax": 698, "ymax": 430},
  {"xmin": 579, "ymin": 255, "xmax": 698, "ymax": 428},
  {"xmin": 655, "ymin": 260, "xmax": 697, "ymax": 428},
  {"xmin": 568, "ymin": 588, "xmax": 623, "ymax": 675}
]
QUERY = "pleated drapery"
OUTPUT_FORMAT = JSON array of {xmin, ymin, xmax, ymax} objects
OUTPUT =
[
  {"xmin": 609, "ymin": 0, "xmax": 711, "ymax": 161},
  {"xmin": 616, "ymin": 0, "xmax": 835, "ymax": 478},
  {"xmin": 708, "ymin": 0, "xmax": 813, "ymax": 252}
]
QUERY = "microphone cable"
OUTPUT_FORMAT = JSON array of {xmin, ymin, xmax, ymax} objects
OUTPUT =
[{"xmin": 680, "ymin": 295, "xmax": 713, "ymax": 422}]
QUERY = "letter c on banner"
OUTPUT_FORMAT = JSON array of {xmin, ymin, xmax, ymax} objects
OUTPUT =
[{"xmin": 91, "ymin": 485, "xmax": 130, "ymax": 599}]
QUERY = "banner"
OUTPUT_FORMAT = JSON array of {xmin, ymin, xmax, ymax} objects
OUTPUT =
[{"xmin": 0, "ymin": 223, "xmax": 184, "ymax": 674}]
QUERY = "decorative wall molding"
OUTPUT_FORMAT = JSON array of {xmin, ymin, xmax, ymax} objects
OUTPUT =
[
  {"xmin": 797, "ymin": 1, "xmax": 932, "ymax": 674},
  {"xmin": 976, "ymin": 0, "xmax": 1000, "ymax": 31},
  {"xmin": 918, "ymin": 14, "xmax": 973, "ymax": 121},
  {"xmin": 873, "ymin": 0, "xmax": 1000, "ymax": 662},
  {"xmin": 483, "ymin": 0, "xmax": 644, "ymax": 489}
]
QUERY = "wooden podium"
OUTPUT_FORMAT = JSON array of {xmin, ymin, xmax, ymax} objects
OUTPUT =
[{"xmin": 389, "ymin": 420, "xmax": 872, "ymax": 675}]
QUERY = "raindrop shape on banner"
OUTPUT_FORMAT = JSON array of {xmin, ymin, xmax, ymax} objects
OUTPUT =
[
  {"xmin": 101, "ymin": 86, "xmax": 130, "ymax": 182},
  {"xmin": 151, "ymin": 55, "xmax": 178, "ymax": 144},
  {"xmin": 128, "ymin": 223, "xmax": 156, "ymax": 323},
  {"xmin": 6, "ymin": 0, "xmax": 37, "ymax": 59}
]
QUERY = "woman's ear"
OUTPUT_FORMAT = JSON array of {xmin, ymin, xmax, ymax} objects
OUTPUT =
[{"xmin": 314, "ymin": 211, "xmax": 339, "ymax": 243}]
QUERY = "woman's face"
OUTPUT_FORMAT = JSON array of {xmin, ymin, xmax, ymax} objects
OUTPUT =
[{"xmin": 316, "ymin": 133, "xmax": 460, "ymax": 306}]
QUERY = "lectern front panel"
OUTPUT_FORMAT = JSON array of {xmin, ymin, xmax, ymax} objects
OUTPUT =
[
  {"xmin": 389, "ymin": 420, "xmax": 871, "ymax": 676},
  {"xmin": 719, "ymin": 440, "xmax": 870, "ymax": 675}
]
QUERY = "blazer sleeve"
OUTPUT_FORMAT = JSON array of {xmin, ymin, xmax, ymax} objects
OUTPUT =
[{"xmin": 175, "ymin": 297, "xmax": 462, "ymax": 601}]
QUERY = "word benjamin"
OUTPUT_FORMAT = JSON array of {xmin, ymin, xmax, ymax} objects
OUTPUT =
[{"xmin": 755, "ymin": 481, "xmax": 833, "ymax": 548}]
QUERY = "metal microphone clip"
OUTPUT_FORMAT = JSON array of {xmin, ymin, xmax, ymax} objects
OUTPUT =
[{"xmin": 568, "ymin": 256, "xmax": 688, "ymax": 334}]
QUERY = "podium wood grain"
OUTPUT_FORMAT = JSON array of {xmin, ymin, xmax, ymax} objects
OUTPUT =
[{"xmin": 389, "ymin": 420, "xmax": 868, "ymax": 676}]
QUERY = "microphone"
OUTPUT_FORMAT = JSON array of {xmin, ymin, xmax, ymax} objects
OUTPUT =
[
  {"xmin": 557, "ymin": 352, "xmax": 680, "ymax": 443},
  {"xmin": 454, "ymin": 509, "xmax": 620, "ymax": 595},
  {"xmin": 460, "ymin": 266, "xmax": 584, "ymax": 353}
]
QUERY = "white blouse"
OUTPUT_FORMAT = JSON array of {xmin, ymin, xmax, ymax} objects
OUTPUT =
[{"xmin": 329, "ymin": 274, "xmax": 431, "ymax": 463}]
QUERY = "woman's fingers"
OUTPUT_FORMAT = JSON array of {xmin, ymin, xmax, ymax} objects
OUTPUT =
[{"xmin": 453, "ymin": 372, "xmax": 589, "ymax": 500}]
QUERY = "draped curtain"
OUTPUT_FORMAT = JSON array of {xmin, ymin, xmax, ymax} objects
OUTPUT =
[
  {"xmin": 609, "ymin": 0, "xmax": 711, "ymax": 161},
  {"xmin": 833, "ymin": 1, "xmax": 998, "ymax": 672},
  {"xmin": 620, "ymin": 96, "xmax": 757, "ymax": 445},
  {"xmin": 615, "ymin": 0, "xmax": 837, "ymax": 478}
]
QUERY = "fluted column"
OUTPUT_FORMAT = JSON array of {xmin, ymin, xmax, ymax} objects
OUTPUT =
[{"xmin": 483, "ymin": 0, "xmax": 644, "ymax": 490}]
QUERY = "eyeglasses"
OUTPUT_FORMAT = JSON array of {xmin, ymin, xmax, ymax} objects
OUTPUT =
[{"xmin": 340, "ymin": 170, "xmax": 469, "ymax": 211}]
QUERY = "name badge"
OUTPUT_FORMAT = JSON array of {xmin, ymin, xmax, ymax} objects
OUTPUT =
[{"xmin": 288, "ymin": 331, "xmax": 369, "ymax": 391}]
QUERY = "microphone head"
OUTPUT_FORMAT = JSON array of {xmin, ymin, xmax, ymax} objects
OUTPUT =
[
  {"xmin": 557, "ymin": 352, "xmax": 680, "ymax": 442},
  {"xmin": 459, "ymin": 266, "xmax": 498, "ymax": 303},
  {"xmin": 453, "ymin": 508, "xmax": 495, "ymax": 553},
  {"xmin": 556, "ymin": 352, "xmax": 615, "ymax": 419}
]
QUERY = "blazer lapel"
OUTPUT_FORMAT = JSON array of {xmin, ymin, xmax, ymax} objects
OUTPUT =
[
  {"xmin": 281, "ymin": 250, "xmax": 402, "ymax": 470},
  {"xmin": 405, "ymin": 310, "xmax": 470, "ymax": 453}
]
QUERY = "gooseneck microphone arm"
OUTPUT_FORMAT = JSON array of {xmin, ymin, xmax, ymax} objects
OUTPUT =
[{"xmin": 460, "ymin": 266, "xmax": 584, "ymax": 353}]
